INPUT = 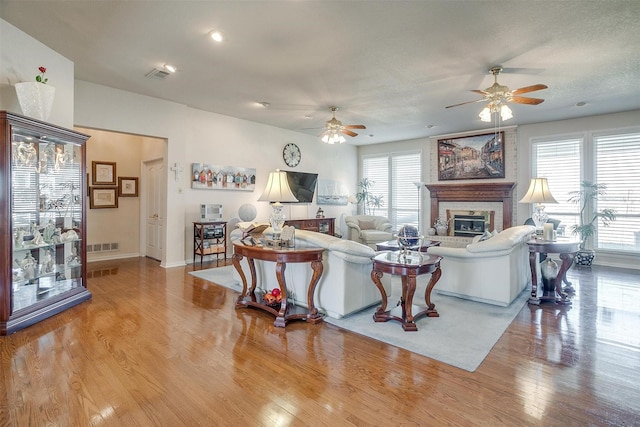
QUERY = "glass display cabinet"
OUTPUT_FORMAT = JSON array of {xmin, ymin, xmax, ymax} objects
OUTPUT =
[{"xmin": 1, "ymin": 111, "xmax": 91, "ymax": 335}]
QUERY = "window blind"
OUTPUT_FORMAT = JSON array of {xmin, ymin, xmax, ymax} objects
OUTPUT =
[
  {"xmin": 362, "ymin": 151, "xmax": 421, "ymax": 231},
  {"xmin": 362, "ymin": 155, "xmax": 388, "ymax": 217},
  {"xmin": 391, "ymin": 152, "xmax": 421, "ymax": 231},
  {"xmin": 595, "ymin": 131, "xmax": 640, "ymax": 251},
  {"xmin": 532, "ymin": 137, "xmax": 582, "ymax": 235}
]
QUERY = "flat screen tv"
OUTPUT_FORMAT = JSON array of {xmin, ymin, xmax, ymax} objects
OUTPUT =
[{"xmin": 284, "ymin": 170, "xmax": 318, "ymax": 203}]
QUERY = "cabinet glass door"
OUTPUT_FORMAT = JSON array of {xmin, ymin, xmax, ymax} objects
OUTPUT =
[{"xmin": 11, "ymin": 126, "xmax": 83, "ymax": 312}]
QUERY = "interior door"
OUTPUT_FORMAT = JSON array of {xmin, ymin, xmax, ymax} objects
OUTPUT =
[{"xmin": 145, "ymin": 159, "xmax": 165, "ymax": 261}]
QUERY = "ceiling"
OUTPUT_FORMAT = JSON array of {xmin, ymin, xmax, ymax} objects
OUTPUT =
[{"xmin": 2, "ymin": 1, "xmax": 639, "ymax": 145}]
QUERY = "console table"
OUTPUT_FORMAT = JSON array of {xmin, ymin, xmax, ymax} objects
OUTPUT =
[
  {"xmin": 526, "ymin": 238, "xmax": 580, "ymax": 305},
  {"xmin": 370, "ymin": 251, "xmax": 442, "ymax": 331},
  {"xmin": 285, "ymin": 218, "xmax": 335, "ymax": 236},
  {"xmin": 232, "ymin": 242, "xmax": 324, "ymax": 327}
]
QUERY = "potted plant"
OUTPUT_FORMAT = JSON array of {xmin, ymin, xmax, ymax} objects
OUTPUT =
[
  {"xmin": 355, "ymin": 178, "xmax": 384, "ymax": 215},
  {"xmin": 567, "ymin": 180, "xmax": 616, "ymax": 266}
]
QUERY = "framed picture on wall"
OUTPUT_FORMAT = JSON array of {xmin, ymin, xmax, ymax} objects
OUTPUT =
[
  {"xmin": 437, "ymin": 132, "xmax": 505, "ymax": 181},
  {"xmin": 118, "ymin": 177, "xmax": 139, "ymax": 197},
  {"xmin": 92, "ymin": 161, "xmax": 117, "ymax": 185},
  {"xmin": 90, "ymin": 187, "xmax": 118, "ymax": 209}
]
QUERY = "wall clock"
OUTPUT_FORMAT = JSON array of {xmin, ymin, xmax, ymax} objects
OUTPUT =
[{"xmin": 283, "ymin": 143, "xmax": 301, "ymax": 167}]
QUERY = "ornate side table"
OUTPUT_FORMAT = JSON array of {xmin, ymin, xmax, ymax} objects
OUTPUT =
[
  {"xmin": 526, "ymin": 238, "xmax": 581, "ymax": 305},
  {"xmin": 370, "ymin": 251, "xmax": 442, "ymax": 331}
]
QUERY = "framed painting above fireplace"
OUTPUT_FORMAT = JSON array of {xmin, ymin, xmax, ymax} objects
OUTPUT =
[{"xmin": 438, "ymin": 131, "xmax": 505, "ymax": 181}]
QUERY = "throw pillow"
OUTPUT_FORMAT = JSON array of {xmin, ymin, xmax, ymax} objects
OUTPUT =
[
  {"xmin": 359, "ymin": 220, "xmax": 376, "ymax": 230},
  {"xmin": 479, "ymin": 230, "xmax": 493, "ymax": 242}
]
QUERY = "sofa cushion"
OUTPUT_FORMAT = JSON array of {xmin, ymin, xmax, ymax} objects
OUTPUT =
[{"xmin": 359, "ymin": 219, "xmax": 376, "ymax": 230}]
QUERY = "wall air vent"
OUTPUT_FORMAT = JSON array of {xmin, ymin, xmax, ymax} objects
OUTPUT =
[{"xmin": 145, "ymin": 68, "xmax": 170, "ymax": 80}]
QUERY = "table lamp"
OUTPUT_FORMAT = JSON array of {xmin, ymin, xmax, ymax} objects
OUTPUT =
[
  {"xmin": 519, "ymin": 177, "xmax": 558, "ymax": 234},
  {"xmin": 258, "ymin": 170, "xmax": 298, "ymax": 239}
]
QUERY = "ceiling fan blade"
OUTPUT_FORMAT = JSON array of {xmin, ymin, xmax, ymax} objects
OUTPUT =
[
  {"xmin": 470, "ymin": 89, "xmax": 489, "ymax": 96},
  {"xmin": 510, "ymin": 95, "xmax": 545, "ymax": 105},
  {"xmin": 342, "ymin": 129, "xmax": 358, "ymax": 137},
  {"xmin": 511, "ymin": 84, "xmax": 548, "ymax": 95},
  {"xmin": 445, "ymin": 98, "xmax": 485, "ymax": 109},
  {"xmin": 343, "ymin": 124, "xmax": 366, "ymax": 129}
]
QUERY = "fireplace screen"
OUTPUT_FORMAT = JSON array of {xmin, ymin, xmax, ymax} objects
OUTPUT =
[{"xmin": 447, "ymin": 210, "xmax": 495, "ymax": 237}]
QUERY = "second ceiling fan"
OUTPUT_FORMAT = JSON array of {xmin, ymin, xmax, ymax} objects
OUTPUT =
[
  {"xmin": 320, "ymin": 107, "xmax": 366, "ymax": 144},
  {"xmin": 445, "ymin": 66, "xmax": 548, "ymax": 119}
]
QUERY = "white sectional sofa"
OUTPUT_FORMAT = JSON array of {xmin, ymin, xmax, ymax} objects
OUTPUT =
[
  {"xmin": 426, "ymin": 225, "xmax": 536, "ymax": 307},
  {"xmin": 229, "ymin": 228, "xmax": 389, "ymax": 319}
]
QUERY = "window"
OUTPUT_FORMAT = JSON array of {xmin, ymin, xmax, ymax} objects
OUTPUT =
[
  {"xmin": 361, "ymin": 151, "xmax": 421, "ymax": 232},
  {"xmin": 532, "ymin": 137, "xmax": 582, "ymax": 236},
  {"xmin": 532, "ymin": 130, "xmax": 640, "ymax": 253},
  {"xmin": 594, "ymin": 131, "xmax": 640, "ymax": 251}
]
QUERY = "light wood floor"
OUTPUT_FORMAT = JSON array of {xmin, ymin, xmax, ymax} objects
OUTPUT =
[{"xmin": 1, "ymin": 257, "xmax": 639, "ymax": 426}]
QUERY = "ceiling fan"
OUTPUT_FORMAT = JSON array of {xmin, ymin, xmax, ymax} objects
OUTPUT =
[
  {"xmin": 319, "ymin": 107, "xmax": 366, "ymax": 144},
  {"xmin": 445, "ymin": 66, "xmax": 548, "ymax": 112}
]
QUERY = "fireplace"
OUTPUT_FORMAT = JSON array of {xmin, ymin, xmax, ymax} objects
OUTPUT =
[
  {"xmin": 448, "ymin": 209, "xmax": 495, "ymax": 237},
  {"xmin": 426, "ymin": 182, "xmax": 515, "ymax": 232}
]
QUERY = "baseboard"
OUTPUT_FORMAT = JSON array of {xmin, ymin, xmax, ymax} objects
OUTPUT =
[{"xmin": 88, "ymin": 252, "xmax": 141, "ymax": 262}]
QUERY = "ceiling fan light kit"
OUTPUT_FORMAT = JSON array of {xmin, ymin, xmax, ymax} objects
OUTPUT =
[
  {"xmin": 447, "ymin": 66, "xmax": 547, "ymax": 123},
  {"xmin": 479, "ymin": 103, "xmax": 513, "ymax": 123},
  {"xmin": 319, "ymin": 106, "xmax": 366, "ymax": 144}
]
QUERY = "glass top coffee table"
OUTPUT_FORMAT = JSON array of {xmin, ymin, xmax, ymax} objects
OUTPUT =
[{"xmin": 375, "ymin": 239, "xmax": 441, "ymax": 253}]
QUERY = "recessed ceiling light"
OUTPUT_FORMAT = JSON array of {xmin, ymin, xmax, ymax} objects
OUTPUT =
[
  {"xmin": 163, "ymin": 64, "xmax": 177, "ymax": 73},
  {"xmin": 575, "ymin": 101, "xmax": 587, "ymax": 107},
  {"xmin": 209, "ymin": 31, "xmax": 224, "ymax": 42},
  {"xmin": 257, "ymin": 101, "xmax": 270, "ymax": 108},
  {"xmin": 426, "ymin": 125, "xmax": 435, "ymax": 129},
  {"xmin": 304, "ymin": 115, "xmax": 314, "ymax": 119}
]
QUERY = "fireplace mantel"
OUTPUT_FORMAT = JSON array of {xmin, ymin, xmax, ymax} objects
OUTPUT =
[{"xmin": 426, "ymin": 182, "xmax": 516, "ymax": 231}]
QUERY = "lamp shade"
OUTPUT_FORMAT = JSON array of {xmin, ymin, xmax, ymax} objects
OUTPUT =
[
  {"xmin": 258, "ymin": 170, "xmax": 298, "ymax": 203},
  {"xmin": 519, "ymin": 178, "xmax": 558, "ymax": 204}
]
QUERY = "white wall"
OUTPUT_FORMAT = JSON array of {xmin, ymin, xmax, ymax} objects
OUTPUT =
[
  {"xmin": 0, "ymin": 19, "xmax": 75, "ymax": 128},
  {"xmin": 74, "ymin": 80, "xmax": 358, "ymax": 267}
]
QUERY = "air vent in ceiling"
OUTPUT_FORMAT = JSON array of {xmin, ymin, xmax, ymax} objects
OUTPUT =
[{"xmin": 145, "ymin": 68, "xmax": 170, "ymax": 80}]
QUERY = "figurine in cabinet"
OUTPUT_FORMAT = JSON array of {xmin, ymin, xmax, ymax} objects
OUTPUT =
[
  {"xmin": 41, "ymin": 249, "xmax": 54, "ymax": 274},
  {"xmin": 31, "ymin": 223, "xmax": 45, "ymax": 246},
  {"xmin": 43, "ymin": 221, "xmax": 56, "ymax": 243},
  {"xmin": 19, "ymin": 252, "xmax": 37, "ymax": 280},
  {"xmin": 14, "ymin": 228, "xmax": 25, "ymax": 249}
]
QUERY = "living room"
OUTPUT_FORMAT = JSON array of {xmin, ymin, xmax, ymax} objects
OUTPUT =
[
  {"xmin": 2, "ymin": 12, "xmax": 639, "ymax": 269},
  {"xmin": 1, "ymin": 2, "xmax": 640, "ymax": 424}
]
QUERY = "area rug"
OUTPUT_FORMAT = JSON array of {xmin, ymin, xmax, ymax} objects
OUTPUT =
[
  {"xmin": 189, "ymin": 265, "xmax": 242, "ymax": 292},
  {"xmin": 189, "ymin": 266, "xmax": 528, "ymax": 372},
  {"xmin": 325, "ymin": 283, "xmax": 529, "ymax": 372}
]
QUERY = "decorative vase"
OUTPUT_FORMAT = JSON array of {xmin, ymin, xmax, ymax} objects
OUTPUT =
[
  {"xmin": 436, "ymin": 225, "xmax": 448, "ymax": 236},
  {"xmin": 15, "ymin": 82, "xmax": 55, "ymax": 121},
  {"xmin": 541, "ymin": 257, "xmax": 559, "ymax": 293},
  {"xmin": 575, "ymin": 249, "xmax": 595, "ymax": 266}
]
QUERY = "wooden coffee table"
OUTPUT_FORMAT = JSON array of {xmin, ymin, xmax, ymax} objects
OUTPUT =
[{"xmin": 370, "ymin": 251, "xmax": 442, "ymax": 331}]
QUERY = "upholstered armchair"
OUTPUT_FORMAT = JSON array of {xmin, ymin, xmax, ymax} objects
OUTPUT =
[{"xmin": 345, "ymin": 215, "xmax": 393, "ymax": 248}]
